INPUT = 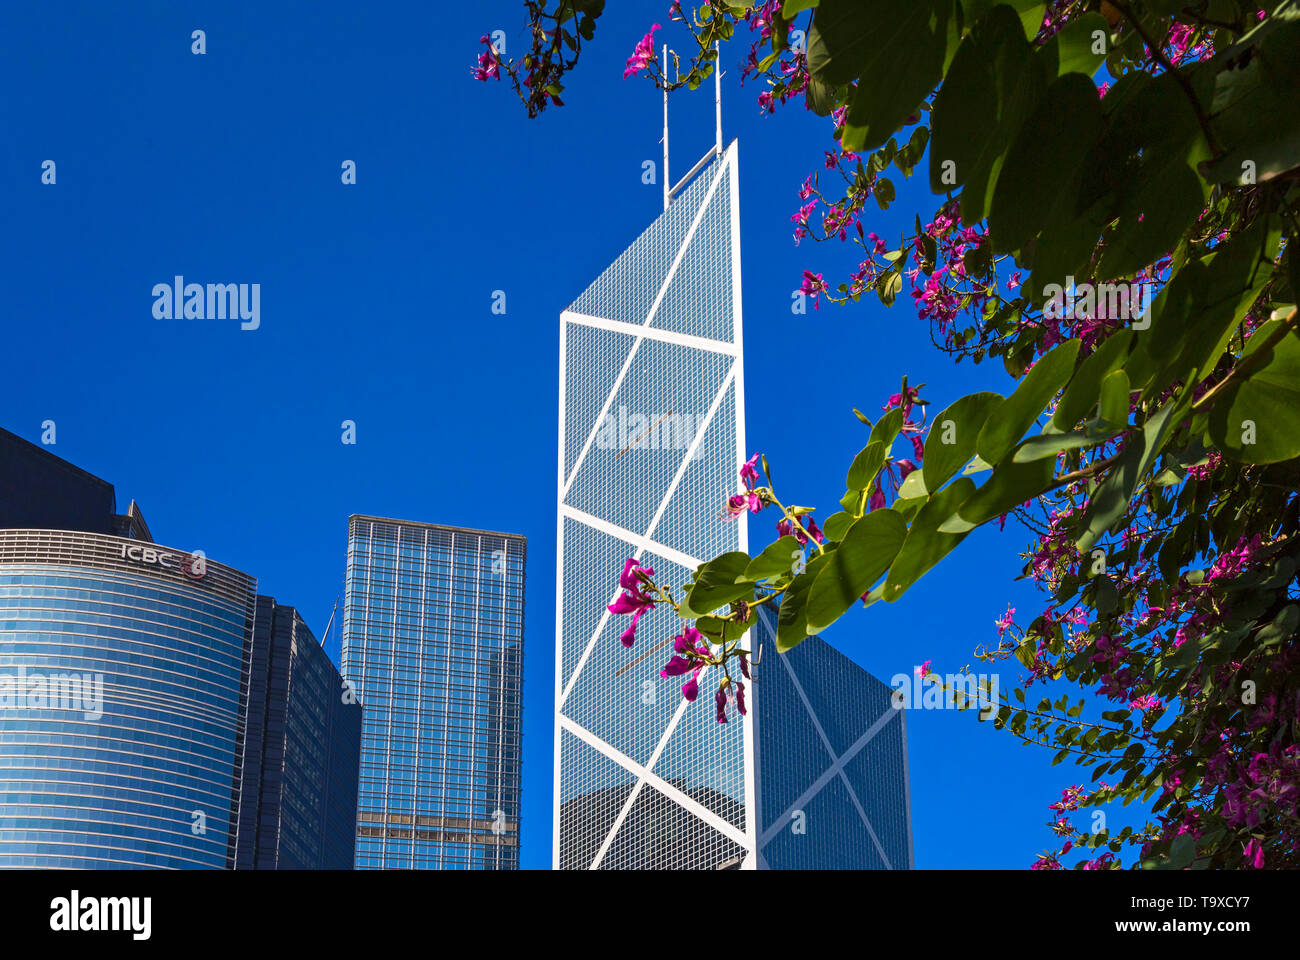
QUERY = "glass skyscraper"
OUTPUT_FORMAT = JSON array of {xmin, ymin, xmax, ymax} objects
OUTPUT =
[
  {"xmin": 343, "ymin": 515, "xmax": 525, "ymax": 869},
  {"xmin": 236, "ymin": 597, "xmax": 362, "ymax": 869},
  {"xmin": 0, "ymin": 528, "xmax": 256, "ymax": 868},
  {"xmin": 555, "ymin": 142, "xmax": 912, "ymax": 869},
  {"xmin": 0, "ymin": 427, "xmax": 362, "ymax": 869}
]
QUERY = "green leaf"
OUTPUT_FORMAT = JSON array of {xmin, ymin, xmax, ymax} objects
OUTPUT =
[
  {"xmin": 821, "ymin": 0, "xmax": 953, "ymax": 152},
  {"xmin": 1199, "ymin": 19, "xmax": 1300, "ymax": 185},
  {"xmin": 1165, "ymin": 833, "xmax": 1196, "ymax": 871},
  {"xmin": 976, "ymin": 338, "xmax": 1081, "ymax": 465},
  {"xmin": 782, "ymin": 0, "xmax": 821, "ymax": 14},
  {"xmin": 1046, "ymin": 12, "xmax": 1109, "ymax": 79},
  {"xmin": 1076, "ymin": 393, "xmax": 1190, "ymax": 553},
  {"xmin": 1089, "ymin": 72, "xmax": 1207, "ymax": 282},
  {"xmin": 846, "ymin": 407, "xmax": 904, "ymax": 488},
  {"xmin": 822, "ymin": 511, "xmax": 856, "ymax": 541},
  {"xmin": 742, "ymin": 536, "xmax": 804, "ymax": 582},
  {"xmin": 883, "ymin": 477, "xmax": 977, "ymax": 601},
  {"xmin": 929, "ymin": 3, "xmax": 1041, "ymax": 221},
  {"xmin": 989, "ymin": 73, "xmax": 1103, "ymax": 253},
  {"xmin": 1258, "ymin": 604, "xmax": 1300, "ymax": 647},
  {"xmin": 1011, "ymin": 422, "xmax": 1122, "ymax": 463},
  {"xmin": 897, "ymin": 468, "xmax": 928, "ymax": 499},
  {"xmin": 1128, "ymin": 218, "xmax": 1281, "ymax": 402},
  {"xmin": 805, "ymin": 510, "xmax": 908, "ymax": 632},
  {"xmin": 1209, "ymin": 316, "xmax": 1300, "ymax": 464},
  {"xmin": 940, "ymin": 455, "xmax": 1054, "ymax": 531},
  {"xmin": 683, "ymin": 552, "xmax": 756, "ymax": 615},
  {"xmin": 957, "ymin": 0, "xmax": 1047, "ymax": 41},
  {"xmin": 777, "ymin": 553, "xmax": 831, "ymax": 652},
  {"xmin": 1096, "ymin": 166, "xmax": 1204, "ymax": 283},
  {"xmin": 695, "ymin": 615, "xmax": 756, "ymax": 645},
  {"xmin": 919, "ymin": 391, "xmax": 1003, "ymax": 492},
  {"xmin": 846, "ymin": 441, "xmax": 886, "ymax": 492},
  {"xmin": 1052, "ymin": 328, "xmax": 1134, "ymax": 429},
  {"xmin": 1093, "ymin": 576, "xmax": 1118, "ymax": 616},
  {"xmin": 1097, "ymin": 368, "xmax": 1130, "ymax": 430},
  {"xmin": 805, "ymin": 76, "xmax": 840, "ymax": 116}
]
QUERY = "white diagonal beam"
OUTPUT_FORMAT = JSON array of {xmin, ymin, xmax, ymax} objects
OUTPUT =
[
  {"xmin": 563, "ymin": 310, "xmax": 738, "ymax": 358},
  {"xmin": 560, "ymin": 158, "xmax": 730, "ymax": 499},
  {"xmin": 560, "ymin": 715, "xmax": 748, "ymax": 851},
  {"xmin": 589, "ymin": 689, "xmax": 695, "ymax": 869},
  {"xmin": 557, "ymin": 366, "xmax": 735, "ymax": 711},
  {"xmin": 561, "ymin": 506, "xmax": 702, "ymax": 574}
]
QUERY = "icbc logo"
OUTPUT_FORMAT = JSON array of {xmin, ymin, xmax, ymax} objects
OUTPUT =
[
  {"xmin": 119, "ymin": 544, "xmax": 207, "ymax": 580},
  {"xmin": 179, "ymin": 551, "xmax": 207, "ymax": 579}
]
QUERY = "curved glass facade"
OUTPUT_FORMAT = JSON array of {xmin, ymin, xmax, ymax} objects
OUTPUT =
[{"xmin": 0, "ymin": 529, "xmax": 256, "ymax": 868}]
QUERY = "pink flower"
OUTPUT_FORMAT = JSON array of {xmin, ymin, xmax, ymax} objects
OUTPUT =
[
  {"xmin": 883, "ymin": 386, "xmax": 921, "ymax": 417},
  {"xmin": 1081, "ymin": 852, "xmax": 1115, "ymax": 870},
  {"xmin": 800, "ymin": 270, "xmax": 827, "ymax": 308},
  {"xmin": 740, "ymin": 453, "xmax": 762, "ymax": 490},
  {"xmin": 608, "ymin": 558, "xmax": 656, "ymax": 646},
  {"xmin": 1243, "ymin": 838, "xmax": 1265, "ymax": 869},
  {"xmin": 777, "ymin": 516, "xmax": 823, "ymax": 546},
  {"xmin": 725, "ymin": 492, "xmax": 763, "ymax": 520},
  {"xmin": 1131, "ymin": 694, "xmax": 1164, "ymax": 711},
  {"xmin": 471, "ymin": 35, "xmax": 502, "ymax": 82},
  {"xmin": 917, "ymin": 660, "xmax": 931, "ymax": 679},
  {"xmin": 995, "ymin": 606, "xmax": 1015, "ymax": 638},
  {"xmin": 715, "ymin": 685, "xmax": 729, "ymax": 723},
  {"xmin": 623, "ymin": 24, "xmax": 661, "ymax": 79},
  {"xmin": 660, "ymin": 655, "xmax": 694, "ymax": 677}
]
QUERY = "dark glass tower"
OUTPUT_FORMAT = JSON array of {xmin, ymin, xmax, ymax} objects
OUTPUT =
[
  {"xmin": 0, "ymin": 426, "xmax": 361, "ymax": 869},
  {"xmin": 236, "ymin": 597, "xmax": 362, "ymax": 869},
  {"xmin": 343, "ymin": 516, "xmax": 525, "ymax": 869}
]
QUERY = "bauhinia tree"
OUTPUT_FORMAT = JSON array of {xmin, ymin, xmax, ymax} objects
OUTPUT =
[{"xmin": 478, "ymin": 1, "xmax": 1300, "ymax": 869}]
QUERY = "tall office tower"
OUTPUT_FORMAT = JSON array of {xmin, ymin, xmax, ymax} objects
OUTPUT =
[
  {"xmin": 342, "ymin": 515, "xmax": 526, "ymax": 869},
  {"xmin": 0, "ymin": 428, "xmax": 362, "ymax": 869},
  {"xmin": 236, "ymin": 597, "xmax": 362, "ymax": 869},
  {"xmin": 555, "ymin": 142, "xmax": 913, "ymax": 869}
]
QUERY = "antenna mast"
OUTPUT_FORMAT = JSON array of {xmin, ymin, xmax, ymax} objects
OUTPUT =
[
  {"xmin": 715, "ymin": 40, "xmax": 723, "ymax": 156},
  {"xmin": 663, "ymin": 41, "xmax": 725, "ymax": 212},
  {"xmin": 663, "ymin": 44, "xmax": 671, "ymax": 212},
  {"xmin": 321, "ymin": 594, "xmax": 340, "ymax": 648}
]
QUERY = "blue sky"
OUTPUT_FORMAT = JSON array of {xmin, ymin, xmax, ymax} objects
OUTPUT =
[{"xmin": 0, "ymin": 0, "xmax": 1146, "ymax": 868}]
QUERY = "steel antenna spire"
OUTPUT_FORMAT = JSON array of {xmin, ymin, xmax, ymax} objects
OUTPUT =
[{"xmin": 663, "ymin": 41, "xmax": 726, "ymax": 211}]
